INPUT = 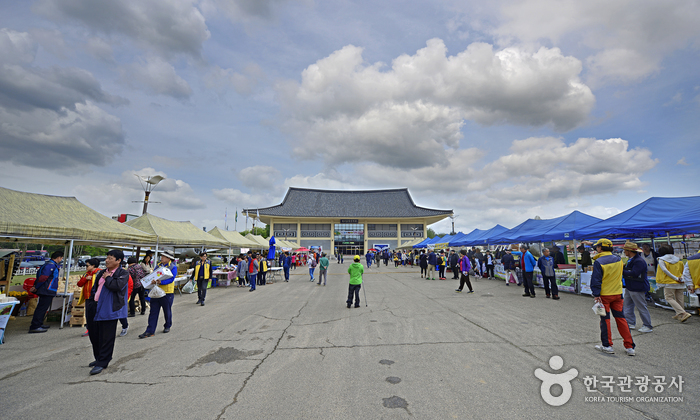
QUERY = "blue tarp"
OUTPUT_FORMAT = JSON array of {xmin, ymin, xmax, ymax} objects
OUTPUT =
[
  {"xmin": 460, "ymin": 225, "xmax": 509, "ymax": 246},
  {"xmin": 576, "ymin": 196, "xmax": 700, "ymax": 239},
  {"xmin": 435, "ymin": 233, "xmax": 460, "ymax": 247},
  {"xmin": 489, "ymin": 211, "xmax": 601, "ymax": 244},
  {"xmin": 449, "ymin": 228, "xmax": 484, "ymax": 247}
]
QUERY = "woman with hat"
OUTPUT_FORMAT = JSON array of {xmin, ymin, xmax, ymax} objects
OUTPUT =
[
  {"xmin": 622, "ymin": 241, "xmax": 653, "ymax": 333},
  {"xmin": 139, "ymin": 250, "xmax": 178, "ymax": 338}
]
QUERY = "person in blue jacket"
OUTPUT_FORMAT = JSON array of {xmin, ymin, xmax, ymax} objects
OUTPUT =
[
  {"xmin": 427, "ymin": 249, "xmax": 438, "ymax": 280},
  {"xmin": 514, "ymin": 244, "xmax": 537, "ymax": 297},
  {"xmin": 28, "ymin": 251, "xmax": 64, "ymax": 333},
  {"xmin": 537, "ymin": 248, "xmax": 559, "ymax": 299},
  {"xmin": 139, "ymin": 250, "xmax": 177, "ymax": 338},
  {"xmin": 622, "ymin": 241, "xmax": 653, "ymax": 333},
  {"xmin": 86, "ymin": 249, "xmax": 129, "ymax": 375},
  {"xmin": 283, "ymin": 251, "xmax": 291, "ymax": 282},
  {"xmin": 365, "ymin": 251, "xmax": 373, "ymax": 268}
]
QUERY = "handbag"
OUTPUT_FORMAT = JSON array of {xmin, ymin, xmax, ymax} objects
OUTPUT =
[{"xmin": 148, "ymin": 285, "xmax": 166, "ymax": 299}]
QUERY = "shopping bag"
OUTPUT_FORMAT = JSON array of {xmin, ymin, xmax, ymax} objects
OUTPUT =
[
  {"xmin": 148, "ymin": 285, "xmax": 166, "ymax": 299},
  {"xmin": 182, "ymin": 280, "xmax": 195, "ymax": 294},
  {"xmin": 592, "ymin": 302, "xmax": 606, "ymax": 316}
]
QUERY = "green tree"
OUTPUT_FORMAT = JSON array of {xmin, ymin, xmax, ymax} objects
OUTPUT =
[{"xmin": 427, "ymin": 228, "xmax": 437, "ymax": 239}]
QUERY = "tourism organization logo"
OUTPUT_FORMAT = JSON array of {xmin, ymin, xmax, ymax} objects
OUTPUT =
[
  {"xmin": 534, "ymin": 355, "xmax": 686, "ymax": 407},
  {"xmin": 535, "ymin": 356, "xmax": 579, "ymax": 407}
]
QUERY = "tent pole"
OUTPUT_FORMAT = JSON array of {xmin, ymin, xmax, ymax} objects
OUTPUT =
[
  {"xmin": 60, "ymin": 239, "xmax": 74, "ymax": 329},
  {"xmin": 154, "ymin": 238, "xmax": 160, "ymax": 265},
  {"xmin": 666, "ymin": 231, "xmax": 671, "ymax": 246},
  {"xmin": 573, "ymin": 239, "xmax": 580, "ymax": 295}
]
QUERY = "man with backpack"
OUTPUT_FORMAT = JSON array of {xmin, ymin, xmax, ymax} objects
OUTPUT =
[{"xmin": 28, "ymin": 251, "xmax": 64, "ymax": 333}]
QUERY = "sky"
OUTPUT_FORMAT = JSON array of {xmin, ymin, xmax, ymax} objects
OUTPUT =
[{"xmin": 0, "ymin": 0, "xmax": 699, "ymax": 235}]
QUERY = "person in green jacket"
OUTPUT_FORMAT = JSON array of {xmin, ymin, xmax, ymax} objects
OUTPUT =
[
  {"xmin": 317, "ymin": 253, "xmax": 329, "ymax": 286},
  {"xmin": 347, "ymin": 255, "xmax": 364, "ymax": 308}
]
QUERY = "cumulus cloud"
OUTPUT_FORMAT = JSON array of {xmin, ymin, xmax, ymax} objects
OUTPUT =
[
  {"xmin": 277, "ymin": 39, "xmax": 594, "ymax": 169},
  {"xmin": 237, "ymin": 165, "xmax": 281, "ymax": 190},
  {"xmin": 120, "ymin": 56, "xmax": 192, "ymax": 99},
  {"xmin": 85, "ymin": 37, "xmax": 115, "ymax": 62},
  {"xmin": 201, "ymin": 0, "xmax": 299, "ymax": 22},
  {"xmin": 204, "ymin": 64, "xmax": 265, "ymax": 96},
  {"xmin": 677, "ymin": 157, "xmax": 689, "ymax": 166},
  {"xmin": 494, "ymin": 0, "xmax": 700, "ymax": 85},
  {"xmin": 212, "ymin": 188, "xmax": 274, "ymax": 209},
  {"xmin": 33, "ymin": 0, "xmax": 210, "ymax": 59},
  {"xmin": 0, "ymin": 28, "xmax": 127, "ymax": 170}
]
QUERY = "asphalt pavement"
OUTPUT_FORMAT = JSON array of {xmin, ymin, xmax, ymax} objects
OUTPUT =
[{"xmin": 1, "ymin": 261, "xmax": 698, "ymax": 419}]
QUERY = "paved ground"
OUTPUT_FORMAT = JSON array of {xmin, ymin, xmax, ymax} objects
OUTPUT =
[{"xmin": 1, "ymin": 261, "xmax": 698, "ymax": 419}]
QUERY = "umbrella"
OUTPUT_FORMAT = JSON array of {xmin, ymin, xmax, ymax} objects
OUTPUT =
[
  {"xmin": 368, "ymin": 248, "xmax": 378, "ymax": 252},
  {"xmin": 267, "ymin": 236, "xmax": 276, "ymax": 260},
  {"xmin": 294, "ymin": 247, "xmax": 310, "ymax": 253}
]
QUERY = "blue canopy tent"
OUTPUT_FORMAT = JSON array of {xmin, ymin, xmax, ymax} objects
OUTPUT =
[
  {"xmin": 491, "ymin": 211, "xmax": 602, "ymax": 244},
  {"xmin": 462, "ymin": 225, "xmax": 509, "ymax": 246},
  {"xmin": 576, "ymin": 196, "xmax": 700, "ymax": 239},
  {"xmin": 449, "ymin": 228, "xmax": 485, "ymax": 247},
  {"xmin": 412, "ymin": 237, "xmax": 432, "ymax": 248},
  {"xmin": 435, "ymin": 233, "xmax": 459, "ymax": 249},
  {"xmin": 532, "ymin": 211, "xmax": 602, "ymax": 242},
  {"xmin": 446, "ymin": 231, "xmax": 472, "ymax": 247}
]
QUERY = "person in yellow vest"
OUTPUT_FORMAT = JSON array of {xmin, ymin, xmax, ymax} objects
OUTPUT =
[
  {"xmin": 656, "ymin": 244, "xmax": 691, "ymax": 322},
  {"xmin": 191, "ymin": 252, "xmax": 212, "ymax": 306},
  {"xmin": 590, "ymin": 238, "xmax": 635, "ymax": 356},
  {"xmin": 682, "ymin": 250, "xmax": 700, "ymax": 295},
  {"xmin": 139, "ymin": 250, "xmax": 177, "ymax": 338}
]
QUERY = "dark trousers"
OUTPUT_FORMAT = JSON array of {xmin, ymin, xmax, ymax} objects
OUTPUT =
[
  {"xmin": 249, "ymin": 273, "xmax": 257, "ymax": 290},
  {"xmin": 451, "ymin": 264, "xmax": 459, "ymax": 279},
  {"xmin": 197, "ymin": 278, "xmax": 208, "ymax": 302},
  {"xmin": 347, "ymin": 284, "xmax": 361, "ymax": 306},
  {"xmin": 420, "ymin": 265, "xmax": 427, "ymax": 276},
  {"xmin": 129, "ymin": 286, "xmax": 145, "ymax": 315},
  {"xmin": 542, "ymin": 275, "xmax": 558, "ymax": 296},
  {"xmin": 29, "ymin": 294, "xmax": 53, "ymax": 330},
  {"xmin": 487, "ymin": 265, "xmax": 494, "ymax": 278},
  {"xmin": 259, "ymin": 271, "xmax": 266, "ymax": 285},
  {"xmin": 283, "ymin": 266, "xmax": 290, "ymax": 280},
  {"xmin": 86, "ymin": 300, "xmax": 118, "ymax": 368},
  {"xmin": 238, "ymin": 276, "xmax": 245, "ymax": 286},
  {"xmin": 438, "ymin": 266, "xmax": 445, "ymax": 278},
  {"xmin": 523, "ymin": 271, "xmax": 535, "ymax": 296},
  {"xmin": 458, "ymin": 272, "xmax": 473, "ymax": 292},
  {"xmin": 145, "ymin": 293, "xmax": 174, "ymax": 334}
]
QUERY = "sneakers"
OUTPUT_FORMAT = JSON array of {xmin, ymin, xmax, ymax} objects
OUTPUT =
[
  {"xmin": 522, "ymin": 293, "xmax": 531, "ymax": 297},
  {"xmin": 82, "ymin": 330, "xmax": 89, "ymax": 337},
  {"xmin": 120, "ymin": 327, "xmax": 128, "ymax": 337},
  {"xmin": 455, "ymin": 289, "xmax": 462, "ymax": 293},
  {"xmin": 629, "ymin": 325, "xmax": 635, "ymax": 330},
  {"xmin": 625, "ymin": 348, "xmax": 636, "ymax": 356},
  {"xmin": 138, "ymin": 332, "xmax": 154, "ymax": 339},
  {"xmin": 595, "ymin": 345, "xmax": 614, "ymax": 354},
  {"xmin": 466, "ymin": 290, "xmax": 474, "ymax": 294},
  {"xmin": 638, "ymin": 326, "xmax": 653, "ymax": 333},
  {"xmin": 679, "ymin": 313, "xmax": 692, "ymax": 322},
  {"xmin": 546, "ymin": 294, "xmax": 551, "ymax": 298},
  {"xmin": 552, "ymin": 296, "xmax": 560, "ymax": 300}
]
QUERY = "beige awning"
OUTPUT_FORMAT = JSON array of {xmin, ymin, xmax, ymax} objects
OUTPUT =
[
  {"xmin": 125, "ymin": 213, "xmax": 228, "ymax": 248},
  {"xmin": 0, "ymin": 186, "xmax": 156, "ymax": 246},
  {"xmin": 209, "ymin": 227, "xmax": 260, "ymax": 248},
  {"xmin": 397, "ymin": 238, "xmax": 424, "ymax": 249},
  {"xmin": 244, "ymin": 233, "xmax": 269, "ymax": 249}
]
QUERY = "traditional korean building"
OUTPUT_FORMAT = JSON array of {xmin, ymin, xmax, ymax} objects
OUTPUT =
[{"xmin": 245, "ymin": 188, "xmax": 452, "ymax": 255}]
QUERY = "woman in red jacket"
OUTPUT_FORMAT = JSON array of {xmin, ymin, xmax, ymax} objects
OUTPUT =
[{"xmin": 76, "ymin": 258, "xmax": 101, "ymax": 337}]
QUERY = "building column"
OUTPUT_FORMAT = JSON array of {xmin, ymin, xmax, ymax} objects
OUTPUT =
[{"xmin": 296, "ymin": 221, "xmax": 301, "ymax": 247}]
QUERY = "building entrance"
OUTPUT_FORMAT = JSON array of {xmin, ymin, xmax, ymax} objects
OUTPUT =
[{"xmin": 334, "ymin": 223, "xmax": 364, "ymax": 257}]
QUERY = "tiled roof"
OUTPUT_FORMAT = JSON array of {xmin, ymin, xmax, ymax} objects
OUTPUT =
[{"xmin": 245, "ymin": 188, "xmax": 452, "ymax": 218}]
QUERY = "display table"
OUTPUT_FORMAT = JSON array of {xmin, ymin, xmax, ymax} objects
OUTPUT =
[
  {"xmin": 173, "ymin": 276, "xmax": 190, "ymax": 296},
  {"xmin": 268, "ymin": 267, "xmax": 283, "ymax": 282},
  {"xmin": 212, "ymin": 270, "xmax": 232, "ymax": 287},
  {"xmin": 1, "ymin": 301, "xmax": 18, "ymax": 344}
]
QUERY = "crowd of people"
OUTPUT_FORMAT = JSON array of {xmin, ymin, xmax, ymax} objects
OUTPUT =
[{"xmin": 23, "ymin": 239, "xmax": 700, "ymax": 375}]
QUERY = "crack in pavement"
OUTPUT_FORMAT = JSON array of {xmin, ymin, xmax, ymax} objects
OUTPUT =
[
  {"xmin": 278, "ymin": 339, "xmax": 503, "ymax": 351},
  {"xmin": 66, "ymin": 379, "xmax": 160, "ymax": 386},
  {"xmin": 180, "ymin": 335, "xmax": 243, "ymax": 343},
  {"xmin": 0, "ymin": 365, "xmax": 38, "ymax": 381},
  {"xmin": 165, "ymin": 371, "xmax": 249, "ymax": 378},
  {"xmin": 216, "ymin": 300, "xmax": 310, "ymax": 420}
]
